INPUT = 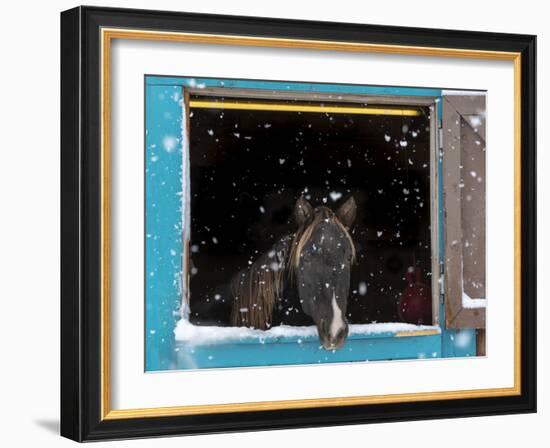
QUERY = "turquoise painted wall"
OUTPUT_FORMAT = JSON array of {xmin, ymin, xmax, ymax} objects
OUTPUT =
[
  {"xmin": 145, "ymin": 84, "xmax": 184, "ymax": 371},
  {"xmin": 176, "ymin": 334, "xmax": 442, "ymax": 369},
  {"xmin": 144, "ymin": 76, "xmax": 476, "ymax": 371}
]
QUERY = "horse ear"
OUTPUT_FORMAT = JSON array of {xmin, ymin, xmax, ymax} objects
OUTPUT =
[
  {"xmin": 294, "ymin": 197, "xmax": 313, "ymax": 226},
  {"xmin": 336, "ymin": 196, "xmax": 357, "ymax": 228}
]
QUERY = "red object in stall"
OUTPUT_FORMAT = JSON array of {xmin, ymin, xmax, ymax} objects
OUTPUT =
[{"xmin": 397, "ymin": 267, "xmax": 432, "ymax": 325}]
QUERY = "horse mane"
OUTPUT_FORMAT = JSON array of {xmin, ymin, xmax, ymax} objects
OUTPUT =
[
  {"xmin": 230, "ymin": 208, "xmax": 356, "ymax": 330},
  {"xmin": 288, "ymin": 207, "xmax": 356, "ymax": 271},
  {"xmin": 229, "ymin": 240, "xmax": 288, "ymax": 330}
]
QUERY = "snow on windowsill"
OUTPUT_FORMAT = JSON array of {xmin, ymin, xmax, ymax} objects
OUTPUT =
[
  {"xmin": 174, "ymin": 319, "xmax": 440, "ymax": 346},
  {"xmin": 442, "ymin": 89, "xmax": 486, "ymax": 96},
  {"xmin": 462, "ymin": 291, "xmax": 487, "ymax": 309},
  {"xmin": 460, "ymin": 259, "xmax": 487, "ymax": 309}
]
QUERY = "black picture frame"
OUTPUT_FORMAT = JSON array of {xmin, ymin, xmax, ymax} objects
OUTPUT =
[{"xmin": 61, "ymin": 5, "xmax": 536, "ymax": 442}]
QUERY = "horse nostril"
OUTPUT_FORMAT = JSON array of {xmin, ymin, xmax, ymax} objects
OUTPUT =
[
  {"xmin": 330, "ymin": 327, "xmax": 348, "ymax": 347},
  {"xmin": 337, "ymin": 326, "xmax": 348, "ymax": 340}
]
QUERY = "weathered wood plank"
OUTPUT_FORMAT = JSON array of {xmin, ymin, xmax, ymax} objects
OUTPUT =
[{"xmin": 442, "ymin": 96, "xmax": 486, "ymax": 329}]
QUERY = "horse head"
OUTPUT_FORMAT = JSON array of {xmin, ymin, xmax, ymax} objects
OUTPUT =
[{"xmin": 290, "ymin": 196, "xmax": 357, "ymax": 350}]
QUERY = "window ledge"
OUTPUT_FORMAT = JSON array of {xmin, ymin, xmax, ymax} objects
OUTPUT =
[
  {"xmin": 174, "ymin": 319, "xmax": 440, "ymax": 346},
  {"xmin": 173, "ymin": 320, "xmax": 442, "ymax": 369}
]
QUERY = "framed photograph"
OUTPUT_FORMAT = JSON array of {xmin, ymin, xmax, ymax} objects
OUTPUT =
[{"xmin": 60, "ymin": 6, "xmax": 536, "ymax": 441}]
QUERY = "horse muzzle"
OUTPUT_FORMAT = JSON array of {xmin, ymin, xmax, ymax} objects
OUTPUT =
[{"xmin": 318, "ymin": 320, "xmax": 349, "ymax": 351}]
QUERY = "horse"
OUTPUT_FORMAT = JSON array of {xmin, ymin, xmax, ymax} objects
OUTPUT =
[{"xmin": 230, "ymin": 196, "xmax": 357, "ymax": 350}]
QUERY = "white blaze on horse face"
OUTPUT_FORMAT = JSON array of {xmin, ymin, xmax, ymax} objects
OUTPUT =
[{"xmin": 330, "ymin": 291, "xmax": 345, "ymax": 340}]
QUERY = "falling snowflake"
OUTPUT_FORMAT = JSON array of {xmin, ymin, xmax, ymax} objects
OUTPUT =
[{"xmin": 162, "ymin": 135, "xmax": 178, "ymax": 152}]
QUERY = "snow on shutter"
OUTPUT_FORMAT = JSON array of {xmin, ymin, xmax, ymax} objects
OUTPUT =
[{"xmin": 442, "ymin": 95, "xmax": 486, "ymax": 329}]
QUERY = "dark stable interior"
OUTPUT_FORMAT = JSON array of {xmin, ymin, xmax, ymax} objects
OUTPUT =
[{"xmin": 188, "ymin": 96, "xmax": 432, "ymax": 327}]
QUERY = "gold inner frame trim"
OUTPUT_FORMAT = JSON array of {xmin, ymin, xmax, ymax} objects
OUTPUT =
[{"xmin": 100, "ymin": 27, "xmax": 522, "ymax": 420}]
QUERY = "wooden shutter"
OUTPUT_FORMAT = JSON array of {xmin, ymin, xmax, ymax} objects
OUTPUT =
[{"xmin": 442, "ymin": 95, "xmax": 486, "ymax": 329}]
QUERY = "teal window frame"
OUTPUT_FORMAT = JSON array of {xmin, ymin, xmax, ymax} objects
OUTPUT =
[{"xmin": 144, "ymin": 75, "xmax": 477, "ymax": 371}]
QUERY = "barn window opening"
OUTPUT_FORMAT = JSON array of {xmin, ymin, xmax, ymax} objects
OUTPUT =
[{"xmin": 187, "ymin": 93, "xmax": 434, "ymax": 329}]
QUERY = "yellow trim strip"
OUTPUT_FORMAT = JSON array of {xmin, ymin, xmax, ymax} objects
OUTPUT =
[
  {"xmin": 189, "ymin": 100, "xmax": 421, "ymax": 116},
  {"xmin": 395, "ymin": 329, "xmax": 440, "ymax": 338}
]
